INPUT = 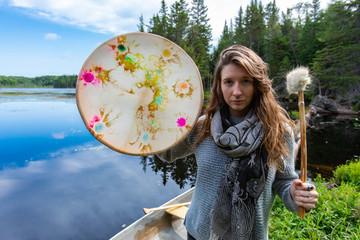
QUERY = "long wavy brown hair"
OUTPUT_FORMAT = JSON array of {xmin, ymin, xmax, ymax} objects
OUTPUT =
[{"xmin": 196, "ymin": 45, "xmax": 295, "ymax": 170}]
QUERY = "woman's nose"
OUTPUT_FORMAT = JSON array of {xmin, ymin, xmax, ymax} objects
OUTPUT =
[{"xmin": 233, "ymin": 83, "xmax": 242, "ymax": 96}]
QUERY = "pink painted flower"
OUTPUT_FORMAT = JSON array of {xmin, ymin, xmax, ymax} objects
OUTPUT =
[
  {"xmin": 177, "ymin": 117, "xmax": 187, "ymax": 127},
  {"xmin": 82, "ymin": 71, "xmax": 95, "ymax": 83},
  {"xmin": 93, "ymin": 115, "xmax": 100, "ymax": 122},
  {"xmin": 92, "ymin": 78, "xmax": 101, "ymax": 86},
  {"xmin": 89, "ymin": 115, "xmax": 101, "ymax": 128}
]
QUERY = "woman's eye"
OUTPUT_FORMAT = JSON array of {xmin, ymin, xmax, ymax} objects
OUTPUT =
[{"xmin": 242, "ymin": 79, "xmax": 252, "ymax": 85}]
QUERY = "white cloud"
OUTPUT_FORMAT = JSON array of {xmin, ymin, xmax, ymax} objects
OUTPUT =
[
  {"xmin": 44, "ymin": 32, "xmax": 60, "ymax": 40},
  {"xmin": 52, "ymin": 131, "xmax": 66, "ymax": 139},
  {"xmin": 8, "ymin": 0, "xmax": 332, "ymax": 44},
  {"xmin": 0, "ymin": 179, "xmax": 18, "ymax": 199},
  {"xmin": 9, "ymin": 0, "xmax": 161, "ymax": 35},
  {"xmin": 0, "ymin": 144, "xmax": 189, "ymax": 239}
]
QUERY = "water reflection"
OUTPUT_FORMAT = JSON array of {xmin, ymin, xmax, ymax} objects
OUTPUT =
[
  {"xmin": 305, "ymin": 114, "xmax": 360, "ymax": 178},
  {"xmin": 0, "ymin": 144, "xmax": 189, "ymax": 240},
  {"xmin": 0, "ymin": 89, "xmax": 191, "ymax": 240},
  {"xmin": 1, "ymin": 88, "xmax": 359, "ymax": 240},
  {"xmin": 0, "ymin": 90, "xmax": 89, "ymax": 169},
  {"xmin": 140, "ymin": 154, "xmax": 197, "ymax": 188}
]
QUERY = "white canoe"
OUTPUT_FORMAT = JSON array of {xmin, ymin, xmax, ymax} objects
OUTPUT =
[{"xmin": 110, "ymin": 187, "xmax": 194, "ymax": 240}]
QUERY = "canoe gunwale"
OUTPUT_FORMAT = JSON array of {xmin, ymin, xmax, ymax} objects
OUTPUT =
[{"xmin": 110, "ymin": 187, "xmax": 194, "ymax": 240}]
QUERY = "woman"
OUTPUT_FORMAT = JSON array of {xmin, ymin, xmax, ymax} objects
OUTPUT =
[{"xmin": 158, "ymin": 45, "xmax": 318, "ymax": 240}]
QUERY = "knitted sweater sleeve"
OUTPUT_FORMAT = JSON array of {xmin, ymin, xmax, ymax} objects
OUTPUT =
[
  {"xmin": 272, "ymin": 128, "xmax": 299, "ymax": 212},
  {"xmin": 156, "ymin": 123, "xmax": 199, "ymax": 163}
]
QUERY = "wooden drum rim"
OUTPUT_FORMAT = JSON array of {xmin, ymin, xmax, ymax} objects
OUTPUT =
[{"xmin": 76, "ymin": 32, "xmax": 203, "ymax": 156}]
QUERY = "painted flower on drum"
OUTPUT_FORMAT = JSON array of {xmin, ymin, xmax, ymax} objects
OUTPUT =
[
  {"xmin": 87, "ymin": 107, "xmax": 120, "ymax": 141},
  {"xmin": 175, "ymin": 114, "xmax": 191, "ymax": 130},
  {"xmin": 89, "ymin": 115, "xmax": 101, "ymax": 129},
  {"xmin": 109, "ymin": 35, "xmax": 144, "ymax": 74},
  {"xmin": 172, "ymin": 114, "xmax": 192, "ymax": 138},
  {"xmin": 159, "ymin": 43, "xmax": 181, "ymax": 65},
  {"xmin": 78, "ymin": 66, "xmax": 114, "ymax": 87},
  {"xmin": 173, "ymin": 79, "xmax": 194, "ymax": 98},
  {"xmin": 80, "ymin": 71, "xmax": 101, "ymax": 87},
  {"xmin": 130, "ymin": 130, "xmax": 153, "ymax": 153},
  {"xmin": 177, "ymin": 117, "xmax": 187, "ymax": 128}
]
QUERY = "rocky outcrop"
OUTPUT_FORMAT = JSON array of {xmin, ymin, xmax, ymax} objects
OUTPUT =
[{"xmin": 310, "ymin": 95, "xmax": 359, "ymax": 115}]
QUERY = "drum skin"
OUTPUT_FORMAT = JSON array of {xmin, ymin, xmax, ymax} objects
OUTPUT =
[{"xmin": 76, "ymin": 32, "xmax": 203, "ymax": 156}]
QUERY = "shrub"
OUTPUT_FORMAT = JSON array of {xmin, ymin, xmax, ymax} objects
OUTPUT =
[
  {"xmin": 333, "ymin": 156, "xmax": 360, "ymax": 186},
  {"xmin": 289, "ymin": 110, "xmax": 299, "ymax": 120},
  {"xmin": 269, "ymin": 158, "xmax": 360, "ymax": 239}
]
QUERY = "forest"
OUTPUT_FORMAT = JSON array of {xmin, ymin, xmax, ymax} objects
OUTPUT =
[
  {"xmin": 1, "ymin": 0, "xmax": 359, "ymax": 109},
  {"xmin": 140, "ymin": 0, "xmax": 359, "ymax": 108},
  {"xmin": 0, "ymin": 75, "xmax": 77, "ymax": 88}
]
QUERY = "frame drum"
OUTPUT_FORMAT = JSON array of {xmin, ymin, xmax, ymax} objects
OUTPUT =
[{"xmin": 76, "ymin": 32, "xmax": 203, "ymax": 156}]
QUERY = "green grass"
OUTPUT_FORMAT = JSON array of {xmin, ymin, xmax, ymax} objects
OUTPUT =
[
  {"xmin": 334, "ymin": 156, "xmax": 360, "ymax": 186},
  {"xmin": 290, "ymin": 110, "xmax": 300, "ymax": 120},
  {"xmin": 269, "ymin": 157, "xmax": 360, "ymax": 239}
]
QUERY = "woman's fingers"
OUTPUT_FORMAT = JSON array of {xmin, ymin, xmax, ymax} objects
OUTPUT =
[
  {"xmin": 290, "ymin": 179, "xmax": 319, "ymax": 211},
  {"xmin": 293, "ymin": 188, "xmax": 318, "ymax": 210}
]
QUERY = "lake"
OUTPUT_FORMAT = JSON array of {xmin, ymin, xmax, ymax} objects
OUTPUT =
[
  {"xmin": 0, "ymin": 88, "xmax": 359, "ymax": 240},
  {"xmin": 0, "ymin": 88, "xmax": 192, "ymax": 240}
]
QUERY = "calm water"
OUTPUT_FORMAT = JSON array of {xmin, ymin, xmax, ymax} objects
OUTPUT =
[
  {"xmin": 0, "ymin": 88, "xmax": 359, "ymax": 240},
  {"xmin": 306, "ymin": 114, "xmax": 360, "ymax": 178},
  {"xmin": 0, "ymin": 88, "xmax": 191, "ymax": 240}
]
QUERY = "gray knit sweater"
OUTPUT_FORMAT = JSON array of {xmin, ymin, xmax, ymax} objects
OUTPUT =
[{"xmin": 158, "ymin": 123, "xmax": 299, "ymax": 240}]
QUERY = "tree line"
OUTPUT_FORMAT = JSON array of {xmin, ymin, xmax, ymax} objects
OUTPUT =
[
  {"xmin": 0, "ymin": 75, "xmax": 77, "ymax": 88},
  {"xmin": 140, "ymin": 0, "xmax": 359, "ymax": 108},
  {"xmin": 1, "ymin": 0, "xmax": 358, "ymax": 109}
]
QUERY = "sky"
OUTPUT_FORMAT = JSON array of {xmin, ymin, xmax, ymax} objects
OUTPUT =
[{"xmin": 0, "ymin": 0, "xmax": 331, "ymax": 77}]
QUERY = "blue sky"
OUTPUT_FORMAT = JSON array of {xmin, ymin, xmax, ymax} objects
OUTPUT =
[
  {"xmin": 0, "ymin": 3, "xmax": 117, "ymax": 77},
  {"xmin": 0, "ymin": 0, "xmax": 331, "ymax": 77}
]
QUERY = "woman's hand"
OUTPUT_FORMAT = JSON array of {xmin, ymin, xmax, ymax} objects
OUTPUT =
[{"xmin": 290, "ymin": 179, "xmax": 318, "ymax": 211}]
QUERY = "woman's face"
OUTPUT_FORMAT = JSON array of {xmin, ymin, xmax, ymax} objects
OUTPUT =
[{"xmin": 220, "ymin": 63, "xmax": 255, "ymax": 118}]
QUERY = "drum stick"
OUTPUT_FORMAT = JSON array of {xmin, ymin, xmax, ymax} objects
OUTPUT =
[{"xmin": 286, "ymin": 67, "xmax": 312, "ymax": 219}]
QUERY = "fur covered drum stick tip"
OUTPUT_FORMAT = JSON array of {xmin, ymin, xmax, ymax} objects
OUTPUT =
[{"xmin": 286, "ymin": 66, "xmax": 312, "ymax": 94}]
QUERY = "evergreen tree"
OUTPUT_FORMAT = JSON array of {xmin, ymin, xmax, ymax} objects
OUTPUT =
[
  {"xmin": 210, "ymin": 20, "xmax": 235, "ymax": 75},
  {"xmin": 185, "ymin": 0, "xmax": 212, "ymax": 89},
  {"xmin": 148, "ymin": 0, "xmax": 169, "ymax": 37},
  {"xmin": 263, "ymin": 0, "xmax": 285, "ymax": 83},
  {"xmin": 217, "ymin": 21, "xmax": 234, "ymax": 52},
  {"xmin": 280, "ymin": 9, "xmax": 301, "ymax": 66},
  {"xmin": 138, "ymin": 14, "xmax": 145, "ymax": 32},
  {"xmin": 159, "ymin": 0, "xmax": 169, "ymax": 36},
  {"xmin": 296, "ymin": 4, "xmax": 324, "ymax": 67},
  {"xmin": 243, "ymin": 0, "xmax": 266, "ymax": 55},
  {"xmin": 296, "ymin": 16, "xmax": 316, "ymax": 66},
  {"xmin": 291, "ymin": 2, "xmax": 312, "ymax": 25},
  {"xmin": 265, "ymin": 0, "xmax": 281, "ymax": 37},
  {"xmin": 310, "ymin": 0, "xmax": 321, "ymax": 22},
  {"xmin": 234, "ymin": 6, "xmax": 245, "ymax": 45},
  {"xmin": 148, "ymin": 14, "xmax": 163, "ymax": 35},
  {"xmin": 264, "ymin": 35, "xmax": 290, "ymax": 89},
  {"xmin": 312, "ymin": 0, "xmax": 360, "ymax": 105},
  {"xmin": 168, "ymin": 0, "xmax": 189, "ymax": 47}
]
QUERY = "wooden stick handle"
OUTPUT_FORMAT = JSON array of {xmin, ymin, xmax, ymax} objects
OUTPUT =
[
  {"xmin": 143, "ymin": 202, "xmax": 191, "ymax": 214},
  {"xmin": 298, "ymin": 91, "xmax": 307, "ymax": 219}
]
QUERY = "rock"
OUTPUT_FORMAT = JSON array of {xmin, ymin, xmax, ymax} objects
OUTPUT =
[
  {"xmin": 310, "ymin": 95, "xmax": 360, "ymax": 115},
  {"xmin": 311, "ymin": 95, "xmax": 339, "ymax": 112}
]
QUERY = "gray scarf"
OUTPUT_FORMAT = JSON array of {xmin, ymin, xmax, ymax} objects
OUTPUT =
[{"xmin": 210, "ymin": 107, "xmax": 268, "ymax": 240}]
